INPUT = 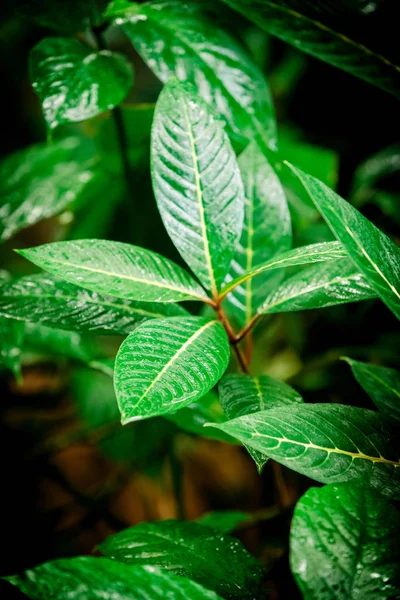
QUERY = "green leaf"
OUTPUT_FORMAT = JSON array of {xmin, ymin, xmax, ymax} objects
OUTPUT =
[
  {"xmin": 17, "ymin": 240, "xmax": 209, "ymax": 303},
  {"xmin": 0, "ymin": 274, "xmax": 187, "ymax": 335},
  {"xmin": 99, "ymin": 520, "xmax": 264, "ymax": 599},
  {"xmin": 0, "ymin": 316, "xmax": 24, "ymax": 381},
  {"xmin": 0, "ymin": 137, "xmax": 99, "ymax": 241},
  {"xmin": 197, "ymin": 510, "xmax": 252, "ymax": 534},
  {"xmin": 351, "ymin": 144, "xmax": 400, "ymax": 205},
  {"xmin": 224, "ymin": 141, "xmax": 291, "ymax": 327},
  {"xmin": 30, "ymin": 37, "xmax": 133, "ymax": 129},
  {"xmin": 5, "ymin": 557, "xmax": 224, "ymax": 600},
  {"xmin": 287, "ymin": 165, "xmax": 400, "ymax": 319},
  {"xmin": 151, "ymin": 79, "xmax": 244, "ymax": 295},
  {"xmin": 118, "ymin": 0, "xmax": 276, "ymax": 149},
  {"xmin": 219, "ymin": 373, "xmax": 303, "ymax": 471},
  {"xmin": 344, "ymin": 358, "xmax": 400, "ymax": 425},
  {"xmin": 290, "ymin": 482, "xmax": 400, "ymax": 599},
  {"xmin": 220, "ymin": 0, "xmax": 400, "ymax": 97},
  {"xmin": 115, "ymin": 316, "xmax": 230, "ymax": 423},
  {"xmin": 206, "ymin": 403, "xmax": 400, "ymax": 499},
  {"xmin": 220, "ymin": 241, "xmax": 347, "ymax": 300},
  {"xmin": 258, "ymin": 259, "xmax": 377, "ymax": 314}
]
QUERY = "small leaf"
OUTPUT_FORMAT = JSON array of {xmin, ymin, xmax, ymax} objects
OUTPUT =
[
  {"xmin": 196, "ymin": 510, "xmax": 252, "ymax": 534},
  {"xmin": 151, "ymin": 79, "xmax": 244, "ymax": 295},
  {"xmin": 99, "ymin": 520, "xmax": 264, "ymax": 599},
  {"xmin": 0, "ymin": 316, "xmax": 24, "ymax": 381},
  {"xmin": 219, "ymin": 373, "xmax": 303, "ymax": 471},
  {"xmin": 351, "ymin": 144, "xmax": 400, "ymax": 205},
  {"xmin": 119, "ymin": 0, "xmax": 277, "ymax": 149},
  {"xmin": 287, "ymin": 165, "xmax": 400, "ymax": 319},
  {"xmin": 30, "ymin": 37, "xmax": 133, "ymax": 129},
  {"xmin": 224, "ymin": 141, "xmax": 291, "ymax": 327},
  {"xmin": 0, "ymin": 138, "xmax": 98, "ymax": 241},
  {"xmin": 0, "ymin": 274, "xmax": 187, "ymax": 335},
  {"xmin": 207, "ymin": 403, "xmax": 400, "ymax": 499},
  {"xmin": 258, "ymin": 259, "xmax": 377, "ymax": 314},
  {"xmin": 115, "ymin": 317, "xmax": 230, "ymax": 423},
  {"xmin": 17, "ymin": 240, "xmax": 209, "ymax": 303},
  {"xmin": 290, "ymin": 482, "xmax": 400, "ymax": 599},
  {"xmin": 344, "ymin": 358, "xmax": 400, "ymax": 425},
  {"xmin": 5, "ymin": 557, "xmax": 223, "ymax": 600}
]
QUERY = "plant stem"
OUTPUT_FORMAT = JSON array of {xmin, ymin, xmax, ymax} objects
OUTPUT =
[{"xmin": 214, "ymin": 301, "xmax": 250, "ymax": 373}]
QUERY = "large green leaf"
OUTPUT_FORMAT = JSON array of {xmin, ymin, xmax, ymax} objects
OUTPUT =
[
  {"xmin": 99, "ymin": 520, "xmax": 264, "ymax": 599},
  {"xmin": 344, "ymin": 358, "xmax": 400, "ymax": 425},
  {"xmin": 220, "ymin": 0, "xmax": 400, "ymax": 97},
  {"xmin": 17, "ymin": 240, "xmax": 209, "ymax": 303},
  {"xmin": 220, "ymin": 241, "xmax": 347, "ymax": 300},
  {"xmin": 288, "ymin": 165, "xmax": 400, "ymax": 319},
  {"xmin": 219, "ymin": 373, "xmax": 303, "ymax": 471},
  {"xmin": 224, "ymin": 141, "xmax": 291, "ymax": 327},
  {"xmin": 0, "ymin": 274, "xmax": 186, "ymax": 335},
  {"xmin": 114, "ymin": 0, "xmax": 276, "ymax": 149},
  {"xmin": 206, "ymin": 404, "xmax": 400, "ymax": 499},
  {"xmin": 0, "ymin": 138, "xmax": 99, "ymax": 241},
  {"xmin": 30, "ymin": 37, "xmax": 133, "ymax": 129},
  {"xmin": 151, "ymin": 79, "xmax": 244, "ymax": 295},
  {"xmin": 115, "ymin": 316, "xmax": 230, "ymax": 423},
  {"xmin": 290, "ymin": 482, "xmax": 400, "ymax": 599},
  {"xmin": 5, "ymin": 557, "xmax": 223, "ymax": 600},
  {"xmin": 258, "ymin": 259, "xmax": 377, "ymax": 314},
  {"xmin": 0, "ymin": 316, "xmax": 24, "ymax": 380}
]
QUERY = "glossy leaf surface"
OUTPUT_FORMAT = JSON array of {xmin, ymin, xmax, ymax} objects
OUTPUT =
[
  {"xmin": 207, "ymin": 404, "xmax": 400, "ymax": 499},
  {"xmin": 99, "ymin": 520, "xmax": 264, "ymax": 599},
  {"xmin": 152, "ymin": 79, "xmax": 244, "ymax": 294},
  {"xmin": 30, "ymin": 37, "xmax": 133, "ymax": 129},
  {"xmin": 0, "ymin": 274, "xmax": 186, "ymax": 335},
  {"xmin": 17, "ymin": 240, "xmax": 209, "ymax": 303},
  {"xmin": 290, "ymin": 482, "xmax": 400, "ymax": 599},
  {"xmin": 119, "ymin": 0, "xmax": 277, "ymax": 149},
  {"xmin": 115, "ymin": 317, "xmax": 230, "ymax": 423},
  {"xmin": 288, "ymin": 165, "xmax": 400, "ymax": 319},
  {"xmin": 5, "ymin": 557, "xmax": 223, "ymax": 600}
]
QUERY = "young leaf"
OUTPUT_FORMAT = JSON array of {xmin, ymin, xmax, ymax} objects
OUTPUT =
[
  {"xmin": 30, "ymin": 37, "xmax": 133, "ymax": 129},
  {"xmin": 220, "ymin": 241, "xmax": 347, "ymax": 300},
  {"xmin": 219, "ymin": 373, "xmax": 303, "ymax": 471},
  {"xmin": 115, "ymin": 317, "xmax": 230, "ymax": 423},
  {"xmin": 207, "ymin": 404, "xmax": 400, "ymax": 499},
  {"xmin": 258, "ymin": 259, "xmax": 377, "ymax": 314},
  {"xmin": 151, "ymin": 79, "xmax": 244, "ymax": 295},
  {"xmin": 116, "ymin": 0, "xmax": 277, "ymax": 149},
  {"xmin": 0, "ymin": 317, "xmax": 24, "ymax": 381},
  {"xmin": 290, "ymin": 483, "xmax": 400, "ymax": 599},
  {"xmin": 99, "ymin": 520, "xmax": 264, "ymax": 599},
  {"xmin": 344, "ymin": 358, "xmax": 400, "ymax": 425},
  {"xmin": 220, "ymin": 0, "xmax": 400, "ymax": 97},
  {"xmin": 0, "ymin": 138, "xmax": 98, "ymax": 241},
  {"xmin": 287, "ymin": 165, "xmax": 400, "ymax": 319},
  {"xmin": 5, "ymin": 557, "xmax": 224, "ymax": 600},
  {"xmin": 0, "ymin": 274, "xmax": 187, "ymax": 335},
  {"xmin": 17, "ymin": 240, "xmax": 209, "ymax": 303},
  {"xmin": 224, "ymin": 141, "xmax": 291, "ymax": 327}
]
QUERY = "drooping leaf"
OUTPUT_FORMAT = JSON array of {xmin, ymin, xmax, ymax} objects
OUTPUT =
[
  {"xmin": 219, "ymin": 0, "xmax": 400, "ymax": 97},
  {"xmin": 207, "ymin": 403, "xmax": 400, "ymax": 499},
  {"xmin": 115, "ymin": 316, "xmax": 230, "ymax": 423},
  {"xmin": 151, "ymin": 79, "xmax": 244, "ymax": 295},
  {"xmin": 17, "ymin": 240, "xmax": 209, "ymax": 303},
  {"xmin": 30, "ymin": 37, "xmax": 133, "ymax": 129},
  {"xmin": 258, "ymin": 259, "xmax": 377, "ymax": 314},
  {"xmin": 219, "ymin": 373, "xmax": 303, "ymax": 471},
  {"xmin": 224, "ymin": 141, "xmax": 291, "ymax": 327},
  {"xmin": 0, "ymin": 274, "xmax": 187, "ymax": 335},
  {"xmin": 0, "ymin": 316, "xmax": 24, "ymax": 381},
  {"xmin": 0, "ymin": 137, "xmax": 99, "ymax": 242},
  {"xmin": 115, "ymin": 0, "xmax": 277, "ymax": 149},
  {"xmin": 4, "ymin": 557, "xmax": 223, "ymax": 600},
  {"xmin": 344, "ymin": 358, "xmax": 400, "ymax": 425},
  {"xmin": 220, "ymin": 241, "xmax": 347, "ymax": 300},
  {"xmin": 287, "ymin": 165, "xmax": 400, "ymax": 319},
  {"xmin": 99, "ymin": 520, "xmax": 264, "ymax": 599},
  {"xmin": 290, "ymin": 482, "xmax": 400, "ymax": 599}
]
